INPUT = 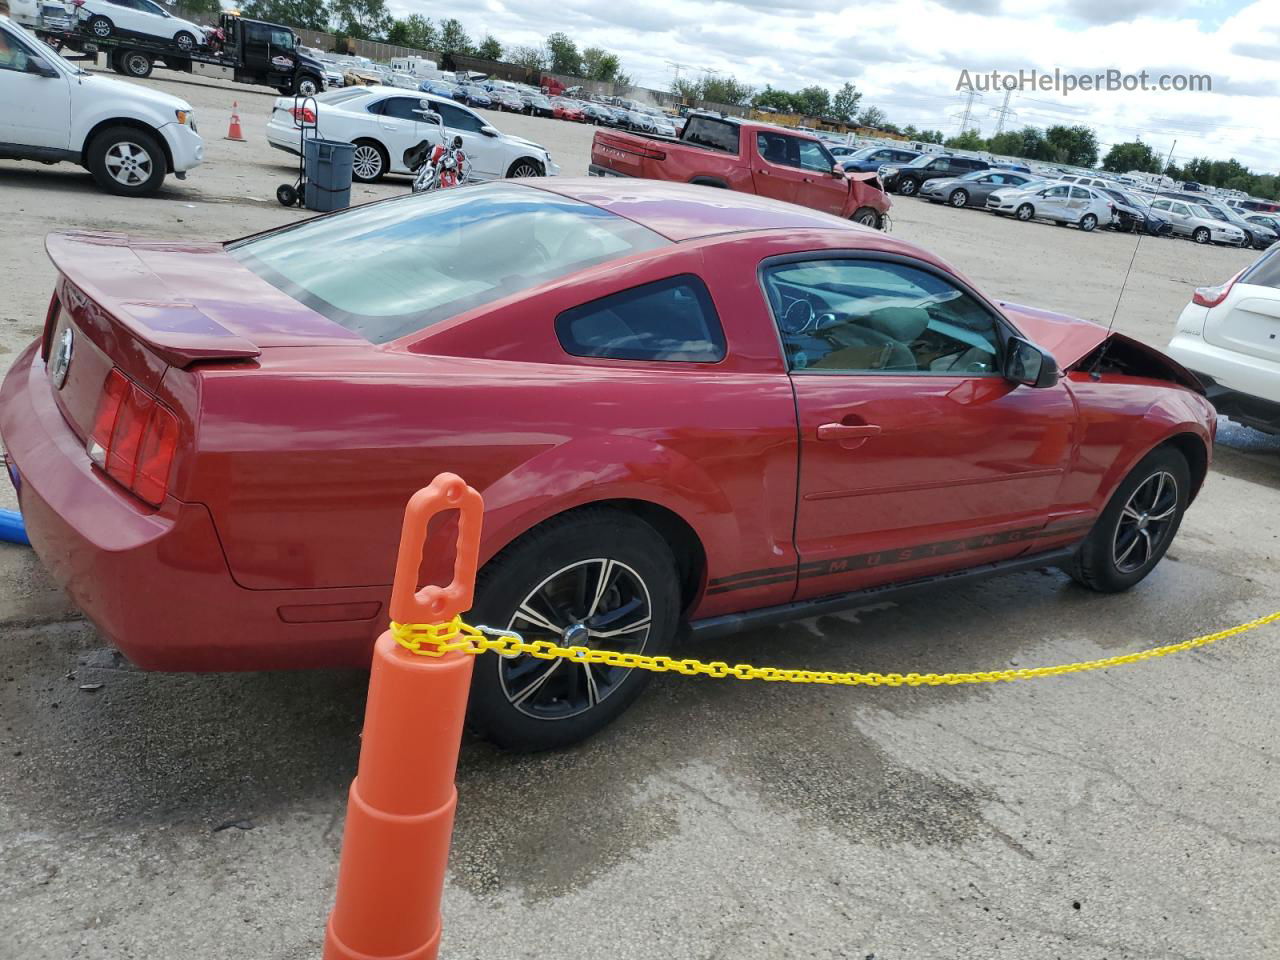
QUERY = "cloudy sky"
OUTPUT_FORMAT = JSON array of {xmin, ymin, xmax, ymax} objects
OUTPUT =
[{"xmin": 390, "ymin": 0, "xmax": 1280, "ymax": 172}]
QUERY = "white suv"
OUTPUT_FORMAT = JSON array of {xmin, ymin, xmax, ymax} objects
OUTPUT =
[
  {"xmin": 0, "ymin": 15, "xmax": 204, "ymax": 195},
  {"xmin": 1168, "ymin": 246, "xmax": 1280, "ymax": 433},
  {"xmin": 75, "ymin": 0, "xmax": 206, "ymax": 54}
]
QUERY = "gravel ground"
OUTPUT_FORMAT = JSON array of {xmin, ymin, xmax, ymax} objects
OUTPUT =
[{"xmin": 1, "ymin": 67, "xmax": 1278, "ymax": 960}]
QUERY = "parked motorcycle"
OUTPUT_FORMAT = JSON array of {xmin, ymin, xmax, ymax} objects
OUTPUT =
[{"xmin": 403, "ymin": 104, "xmax": 469, "ymax": 194}]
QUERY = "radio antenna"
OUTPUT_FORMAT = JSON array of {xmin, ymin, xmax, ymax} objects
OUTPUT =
[
  {"xmin": 1092, "ymin": 138, "xmax": 1177, "ymax": 377},
  {"xmin": 1105, "ymin": 138, "xmax": 1178, "ymax": 337}
]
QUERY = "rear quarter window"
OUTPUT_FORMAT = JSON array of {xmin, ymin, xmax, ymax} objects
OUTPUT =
[
  {"xmin": 556, "ymin": 276, "xmax": 726, "ymax": 363},
  {"xmin": 1241, "ymin": 249, "xmax": 1280, "ymax": 290},
  {"xmin": 682, "ymin": 117, "xmax": 740, "ymax": 153}
]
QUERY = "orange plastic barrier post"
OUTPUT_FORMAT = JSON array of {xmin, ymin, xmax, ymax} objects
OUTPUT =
[{"xmin": 323, "ymin": 473, "xmax": 484, "ymax": 960}]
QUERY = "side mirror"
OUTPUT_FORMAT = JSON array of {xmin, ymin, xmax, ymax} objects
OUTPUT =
[
  {"xmin": 831, "ymin": 165, "xmax": 845, "ymax": 178},
  {"xmin": 479, "ymin": 125, "xmax": 499, "ymax": 137},
  {"xmin": 1005, "ymin": 337, "xmax": 1060, "ymax": 389},
  {"xmin": 25, "ymin": 54, "xmax": 59, "ymax": 78}
]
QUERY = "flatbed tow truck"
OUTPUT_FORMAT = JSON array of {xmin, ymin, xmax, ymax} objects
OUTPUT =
[{"xmin": 39, "ymin": 11, "xmax": 326, "ymax": 95}]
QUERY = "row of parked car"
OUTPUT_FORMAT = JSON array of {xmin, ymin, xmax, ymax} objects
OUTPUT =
[
  {"xmin": 417, "ymin": 76, "xmax": 680, "ymax": 134},
  {"xmin": 868, "ymin": 148, "xmax": 1279, "ymax": 248}
]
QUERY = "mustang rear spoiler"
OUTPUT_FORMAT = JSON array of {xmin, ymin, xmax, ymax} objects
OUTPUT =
[{"xmin": 47, "ymin": 232, "xmax": 261, "ymax": 368}]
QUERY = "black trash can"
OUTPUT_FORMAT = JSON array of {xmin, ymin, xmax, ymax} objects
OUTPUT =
[{"xmin": 303, "ymin": 138, "xmax": 355, "ymax": 213}]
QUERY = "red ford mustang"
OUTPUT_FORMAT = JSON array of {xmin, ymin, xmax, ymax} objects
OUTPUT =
[{"xmin": 0, "ymin": 179, "xmax": 1214, "ymax": 750}]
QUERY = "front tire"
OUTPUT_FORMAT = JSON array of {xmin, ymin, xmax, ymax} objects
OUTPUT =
[
  {"xmin": 350, "ymin": 139, "xmax": 387, "ymax": 182},
  {"xmin": 87, "ymin": 14, "xmax": 112, "ymax": 38},
  {"xmin": 949, "ymin": 189, "xmax": 968, "ymax": 207},
  {"xmin": 1193, "ymin": 227, "xmax": 1211, "ymax": 244},
  {"xmin": 506, "ymin": 158, "xmax": 544, "ymax": 178},
  {"xmin": 851, "ymin": 205, "xmax": 880, "ymax": 227},
  {"xmin": 294, "ymin": 74, "xmax": 320, "ymax": 97},
  {"xmin": 173, "ymin": 30, "xmax": 195, "ymax": 52},
  {"xmin": 467, "ymin": 509, "xmax": 681, "ymax": 751},
  {"xmin": 898, "ymin": 177, "xmax": 918, "ymax": 196},
  {"xmin": 1016, "ymin": 203, "xmax": 1035, "ymax": 221},
  {"xmin": 1069, "ymin": 446, "xmax": 1190, "ymax": 593},
  {"xmin": 87, "ymin": 125, "xmax": 166, "ymax": 197}
]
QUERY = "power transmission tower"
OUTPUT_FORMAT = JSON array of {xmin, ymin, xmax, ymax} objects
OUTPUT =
[
  {"xmin": 953, "ymin": 89, "xmax": 982, "ymax": 134},
  {"xmin": 989, "ymin": 89, "xmax": 1016, "ymax": 136}
]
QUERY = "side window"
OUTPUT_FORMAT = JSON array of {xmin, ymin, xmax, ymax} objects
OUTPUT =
[
  {"xmin": 246, "ymin": 23, "xmax": 270, "ymax": 44},
  {"xmin": 930, "ymin": 159, "xmax": 951, "ymax": 172},
  {"xmin": 271, "ymin": 29, "xmax": 295, "ymax": 48},
  {"xmin": 379, "ymin": 97, "xmax": 421, "ymax": 121},
  {"xmin": 1151, "ymin": 199, "xmax": 1170, "ymax": 211},
  {"xmin": 757, "ymin": 132, "xmax": 792, "ymax": 167},
  {"xmin": 0, "ymin": 27, "xmax": 34, "ymax": 73},
  {"xmin": 762, "ymin": 259, "xmax": 1003, "ymax": 375},
  {"xmin": 1172, "ymin": 203, "xmax": 1191, "ymax": 216},
  {"xmin": 871, "ymin": 150, "xmax": 891, "ymax": 162},
  {"xmin": 555, "ymin": 275, "xmax": 726, "ymax": 363},
  {"xmin": 435, "ymin": 102, "xmax": 484, "ymax": 132},
  {"xmin": 796, "ymin": 139, "xmax": 833, "ymax": 172},
  {"xmin": 1070, "ymin": 187, "xmax": 1092, "ymax": 199},
  {"xmin": 1044, "ymin": 185, "xmax": 1070, "ymax": 198}
]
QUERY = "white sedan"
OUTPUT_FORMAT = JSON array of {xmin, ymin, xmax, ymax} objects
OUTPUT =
[
  {"xmin": 1168, "ymin": 245, "xmax": 1280, "ymax": 433},
  {"xmin": 75, "ymin": 0, "xmax": 205, "ymax": 53},
  {"xmin": 266, "ymin": 86, "xmax": 559, "ymax": 184}
]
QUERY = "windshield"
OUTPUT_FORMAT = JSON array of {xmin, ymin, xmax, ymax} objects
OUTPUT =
[
  {"xmin": 905, "ymin": 154, "xmax": 934, "ymax": 167},
  {"xmin": 228, "ymin": 184, "xmax": 669, "ymax": 344}
]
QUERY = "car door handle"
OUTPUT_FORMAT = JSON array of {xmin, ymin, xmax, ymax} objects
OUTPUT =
[{"xmin": 817, "ymin": 423, "xmax": 882, "ymax": 441}]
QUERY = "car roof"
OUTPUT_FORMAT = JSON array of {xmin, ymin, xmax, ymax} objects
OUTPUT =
[{"xmin": 526, "ymin": 178, "xmax": 917, "ymax": 247}]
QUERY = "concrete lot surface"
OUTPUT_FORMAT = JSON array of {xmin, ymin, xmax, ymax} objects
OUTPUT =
[{"xmin": 1, "ymin": 69, "xmax": 1278, "ymax": 960}]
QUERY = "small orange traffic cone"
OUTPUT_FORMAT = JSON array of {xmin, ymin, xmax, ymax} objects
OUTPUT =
[
  {"xmin": 224, "ymin": 101, "xmax": 246, "ymax": 142},
  {"xmin": 323, "ymin": 473, "xmax": 485, "ymax": 960}
]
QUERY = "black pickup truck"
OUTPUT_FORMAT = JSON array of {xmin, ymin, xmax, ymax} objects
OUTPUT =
[{"xmin": 44, "ymin": 12, "xmax": 326, "ymax": 95}]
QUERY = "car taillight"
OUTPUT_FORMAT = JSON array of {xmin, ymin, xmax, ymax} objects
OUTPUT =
[
  {"xmin": 1192, "ymin": 273, "xmax": 1241, "ymax": 308},
  {"xmin": 87, "ymin": 369, "xmax": 179, "ymax": 507},
  {"xmin": 290, "ymin": 106, "xmax": 317, "ymax": 124}
]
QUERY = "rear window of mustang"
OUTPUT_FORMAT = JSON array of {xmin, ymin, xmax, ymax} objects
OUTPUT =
[{"xmin": 227, "ymin": 183, "xmax": 669, "ymax": 343}]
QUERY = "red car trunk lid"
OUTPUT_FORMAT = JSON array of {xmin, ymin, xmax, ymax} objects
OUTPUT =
[{"xmin": 44, "ymin": 231, "xmax": 367, "ymax": 439}]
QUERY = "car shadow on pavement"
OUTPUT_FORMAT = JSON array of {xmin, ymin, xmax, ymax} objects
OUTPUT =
[{"xmin": 2, "ymin": 561, "xmax": 1259, "ymax": 902}]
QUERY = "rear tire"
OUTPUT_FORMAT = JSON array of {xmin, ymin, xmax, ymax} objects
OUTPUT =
[
  {"xmin": 87, "ymin": 125, "xmax": 166, "ymax": 197},
  {"xmin": 350, "ymin": 139, "xmax": 387, "ymax": 182},
  {"xmin": 120, "ymin": 50, "xmax": 153, "ymax": 78},
  {"xmin": 467, "ymin": 509, "xmax": 681, "ymax": 751},
  {"xmin": 1069, "ymin": 446, "xmax": 1190, "ymax": 593},
  {"xmin": 1080, "ymin": 213, "xmax": 1098, "ymax": 232}
]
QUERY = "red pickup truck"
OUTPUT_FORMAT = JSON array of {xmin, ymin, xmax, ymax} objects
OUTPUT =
[{"xmin": 590, "ymin": 114, "xmax": 892, "ymax": 228}]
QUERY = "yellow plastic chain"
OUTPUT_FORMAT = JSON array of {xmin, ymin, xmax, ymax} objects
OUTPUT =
[{"xmin": 389, "ymin": 609, "xmax": 1280, "ymax": 687}]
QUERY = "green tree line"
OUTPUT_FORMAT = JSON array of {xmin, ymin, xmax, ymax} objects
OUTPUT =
[{"xmin": 235, "ymin": 0, "xmax": 629, "ymax": 85}]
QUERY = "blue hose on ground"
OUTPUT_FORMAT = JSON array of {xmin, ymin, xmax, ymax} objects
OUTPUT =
[{"xmin": 0, "ymin": 509, "xmax": 30, "ymax": 546}]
